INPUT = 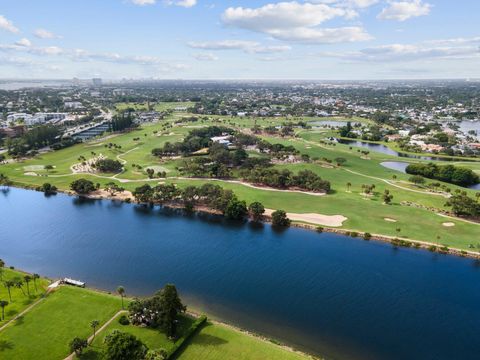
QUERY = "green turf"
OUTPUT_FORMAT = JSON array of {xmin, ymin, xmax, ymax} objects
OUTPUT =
[
  {"xmin": 81, "ymin": 315, "xmax": 196, "ymax": 359},
  {"xmin": 176, "ymin": 322, "xmax": 309, "ymax": 360},
  {"xmin": 0, "ymin": 268, "xmax": 50, "ymax": 322},
  {"xmin": 1, "ymin": 114, "xmax": 479, "ymax": 250},
  {"xmin": 0, "ymin": 286, "xmax": 122, "ymax": 360}
]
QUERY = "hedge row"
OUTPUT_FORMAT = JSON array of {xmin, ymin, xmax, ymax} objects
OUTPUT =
[{"xmin": 167, "ymin": 315, "xmax": 207, "ymax": 359}]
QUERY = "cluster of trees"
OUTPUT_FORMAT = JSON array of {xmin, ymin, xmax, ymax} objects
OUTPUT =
[
  {"xmin": 36, "ymin": 183, "xmax": 58, "ymax": 195},
  {"xmin": 242, "ymin": 168, "xmax": 331, "ymax": 193},
  {"xmin": 70, "ymin": 179, "xmax": 97, "ymax": 194},
  {"xmin": 406, "ymin": 163, "xmax": 479, "ymax": 187},
  {"xmin": 132, "ymin": 183, "xmax": 265, "ymax": 221},
  {"xmin": 446, "ymin": 194, "xmax": 480, "ymax": 219},
  {"xmin": 152, "ymin": 126, "xmax": 233, "ymax": 156},
  {"xmin": 94, "ymin": 159, "xmax": 123, "ymax": 173},
  {"xmin": 129, "ymin": 284, "xmax": 186, "ymax": 338},
  {"xmin": 6, "ymin": 125, "xmax": 60, "ymax": 156},
  {"xmin": 111, "ymin": 111, "xmax": 135, "ymax": 132},
  {"xmin": 339, "ymin": 122, "xmax": 357, "ymax": 138}
]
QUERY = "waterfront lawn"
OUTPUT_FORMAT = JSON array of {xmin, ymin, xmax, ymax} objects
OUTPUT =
[
  {"xmin": 0, "ymin": 286, "xmax": 122, "ymax": 360},
  {"xmin": 176, "ymin": 322, "xmax": 310, "ymax": 360},
  {"xmin": 0, "ymin": 267, "xmax": 50, "ymax": 322},
  {"xmin": 81, "ymin": 315, "xmax": 196, "ymax": 359}
]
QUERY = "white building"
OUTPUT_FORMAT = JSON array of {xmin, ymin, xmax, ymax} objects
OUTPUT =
[{"xmin": 64, "ymin": 101, "xmax": 83, "ymax": 109}]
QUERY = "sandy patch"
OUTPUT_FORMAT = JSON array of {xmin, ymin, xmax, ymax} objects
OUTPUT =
[
  {"xmin": 23, "ymin": 165, "xmax": 48, "ymax": 171},
  {"xmin": 384, "ymin": 218, "xmax": 397, "ymax": 223},
  {"xmin": 87, "ymin": 189, "xmax": 134, "ymax": 201},
  {"xmin": 265, "ymin": 209, "xmax": 347, "ymax": 227},
  {"xmin": 145, "ymin": 166, "xmax": 171, "ymax": 173},
  {"xmin": 24, "ymin": 172, "xmax": 38, "ymax": 176},
  {"xmin": 442, "ymin": 222, "xmax": 455, "ymax": 227}
]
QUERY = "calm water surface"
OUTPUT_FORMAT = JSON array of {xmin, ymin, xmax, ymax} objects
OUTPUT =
[
  {"xmin": 338, "ymin": 139, "xmax": 475, "ymax": 162},
  {"xmin": 1, "ymin": 188, "xmax": 480, "ymax": 360}
]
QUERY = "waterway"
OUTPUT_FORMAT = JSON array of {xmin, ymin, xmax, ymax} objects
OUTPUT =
[{"xmin": 1, "ymin": 188, "xmax": 480, "ymax": 360}]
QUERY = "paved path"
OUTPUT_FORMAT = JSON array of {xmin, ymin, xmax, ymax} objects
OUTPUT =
[{"xmin": 64, "ymin": 310, "xmax": 127, "ymax": 360}]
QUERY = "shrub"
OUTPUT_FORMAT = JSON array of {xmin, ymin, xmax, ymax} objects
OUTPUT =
[
  {"xmin": 95, "ymin": 159, "xmax": 123, "ymax": 173},
  {"xmin": 271, "ymin": 210, "xmax": 291, "ymax": 227},
  {"xmin": 363, "ymin": 232, "xmax": 372, "ymax": 240},
  {"xmin": 316, "ymin": 226, "xmax": 324, "ymax": 233},
  {"xmin": 167, "ymin": 315, "xmax": 207, "ymax": 358},
  {"xmin": 70, "ymin": 179, "xmax": 95, "ymax": 195},
  {"xmin": 118, "ymin": 315, "xmax": 130, "ymax": 325}
]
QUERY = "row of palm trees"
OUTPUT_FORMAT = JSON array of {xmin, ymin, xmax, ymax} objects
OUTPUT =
[{"xmin": 0, "ymin": 260, "xmax": 42, "ymax": 321}]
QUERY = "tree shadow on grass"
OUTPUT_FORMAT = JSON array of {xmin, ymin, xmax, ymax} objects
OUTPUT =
[
  {"xmin": 171, "ymin": 323, "xmax": 228, "ymax": 360},
  {"xmin": 190, "ymin": 332, "xmax": 229, "ymax": 346},
  {"xmin": 0, "ymin": 340, "xmax": 14, "ymax": 351},
  {"xmin": 6, "ymin": 309, "xmax": 18, "ymax": 317},
  {"xmin": 78, "ymin": 346, "xmax": 103, "ymax": 360},
  {"xmin": 22, "ymin": 298, "xmax": 34, "ymax": 306},
  {"xmin": 13, "ymin": 316, "xmax": 24, "ymax": 326}
]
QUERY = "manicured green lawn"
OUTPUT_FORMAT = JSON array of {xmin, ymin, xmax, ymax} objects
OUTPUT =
[
  {"xmin": 0, "ymin": 267, "xmax": 50, "ymax": 322},
  {"xmin": 1, "ymin": 114, "xmax": 479, "ymax": 250},
  {"xmin": 0, "ymin": 286, "xmax": 122, "ymax": 360},
  {"xmin": 81, "ymin": 315, "xmax": 196, "ymax": 359},
  {"xmin": 176, "ymin": 322, "xmax": 310, "ymax": 360}
]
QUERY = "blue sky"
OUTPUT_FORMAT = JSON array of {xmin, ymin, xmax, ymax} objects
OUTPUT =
[{"xmin": 0, "ymin": 0, "xmax": 479, "ymax": 79}]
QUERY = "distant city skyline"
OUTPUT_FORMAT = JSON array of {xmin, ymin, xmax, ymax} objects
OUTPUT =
[{"xmin": 0, "ymin": 0, "xmax": 479, "ymax": 80}]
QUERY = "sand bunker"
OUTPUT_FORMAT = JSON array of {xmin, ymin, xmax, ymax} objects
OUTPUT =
[
  {"xmin": 442, "ymin": 222, "xmax": 455, "ymax": 227},
  {"xmin": 265, "ymin": 209, "xmax": 347, "ymax": 227},
  {"xmin": 24, "ymin": 172, "xmax": 37, "ymax": 176},
  {"xmin": 23, "ymin": 165, "xmax": 48, "ymax": 171},
  {"xmin": 384, "ymin": 218, "xmax": 397, "ymax": 223},
  {"xmin": 145, "ymin": 166, "xmax": 171, "ymax": 173}
]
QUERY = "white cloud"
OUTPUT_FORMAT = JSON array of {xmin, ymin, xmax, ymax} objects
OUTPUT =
[
  {"xmin": 223, "ymin": 2, "xmax": 356, "ymax": 32},
  {"xmin": 320, "ymin": 36, "xmax": 480, "ymax": 62},
  {"xmin": 0, "ymin": 15, "xmax": 19, "ymax": 33},
  {"xmin": 311, "ymin": 0, "xmax": 379, "ymax": 8},
  {"xmin": 131, "ymin": 0, "xmax": 156, "ymax": 5},
  {"xmin": 15, "ymin": 38, "xmax": 32, "ymax": 47},
  {"xmin": 164, "ymin": 0, "xmax": 197, "ymax": 7},
  {"xmin": 188, "ymin": 40, "xmax": 291, "ymax": 54},
  {"xmin": 378, "ymin": 0, "xmax": 432, "ymax": 21},
  {"xmin": 221, "ymin": 2, "xmax": 371, "ymax": 44},
  {"xmin": 193, "ymin": 53, "xmax": 219, "ymax": 61},
  {"xmin": 34, "ymin": 28, "xmax": 62, "ymax": 39},
  {"xmin": 267, "ymin": 26, "xmax": 372, "ymax": 43}
]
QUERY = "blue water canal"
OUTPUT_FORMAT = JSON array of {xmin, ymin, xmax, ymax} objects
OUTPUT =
[{"xmin": 1, "ymin": 188, "xmax": 480, "ymax": 360}]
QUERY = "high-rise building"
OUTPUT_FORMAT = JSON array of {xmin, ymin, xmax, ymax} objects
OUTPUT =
[{"xmin": 92, "ymin": 78, "xmax": 102, "ymax": 87}]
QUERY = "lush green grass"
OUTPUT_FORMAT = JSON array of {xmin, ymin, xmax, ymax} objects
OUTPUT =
[
  {"xmin": 176, "ymin": 322, "xmax": 309, "ymax": 360},
  {"xmin": 0, "ymin": 268, "xmax": 50, "ymax": 322},
  {"xmin": 1, "ymin": 115, "xmax": 479, "ymax": 250},
  {"xmin": 81, "ymin": 315, "xmax": 196, "ymax": 359},
  {"xmin": 0, "ymin": 286, "xmax": 122, "ymax": 360}
]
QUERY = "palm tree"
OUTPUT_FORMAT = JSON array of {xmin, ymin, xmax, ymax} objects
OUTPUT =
[
  {"xmin": 0, "ymin": 300, "xmax": 8, "ymax": 320},
  {"xmin": 346, "ymin": 182, "xmax": 352, "ymax": 192},
  {"xmin": 14, "ymin": 278, "xmax": 25, "ymax": 296},
  {"xmin": 117, "ymin": 286, "xmax": 125, "ymax": 309},
  {"xmin": 4, "ymin": 280, "xmax": 14, "ymax": 301},
  {"xmin": 32, "ymin": 274, "xmax": 40, "ymax": 293},
  {"xmin": 24, "ymin": 275, "xmax": 32, "ymax": 297},
  {"xmin": 90, "ymin": 319, "xmax": 100, "ymax": 339}
]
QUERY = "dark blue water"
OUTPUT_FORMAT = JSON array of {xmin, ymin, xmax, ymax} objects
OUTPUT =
[{"xmin": 1, "ymin": 188, "xmax": 480, "ymax": 360}]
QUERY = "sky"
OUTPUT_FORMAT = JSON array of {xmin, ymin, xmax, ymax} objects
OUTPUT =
[{"xmin": 0, "ymin": 0, "xmax": 479, "ymax": 80}]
